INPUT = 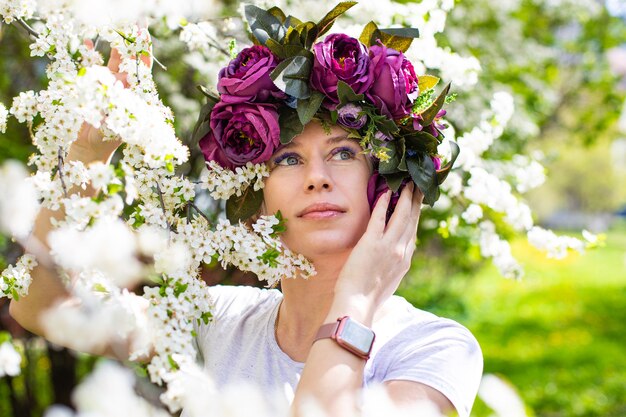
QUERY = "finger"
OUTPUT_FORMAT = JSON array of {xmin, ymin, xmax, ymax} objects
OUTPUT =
[
  {"xmin": 107, "ymin": 47, "xmax": 130, "ymax": 87},
  {"xmin": 400, "ymin": 187, "xmax": 424, "ymax": 244},
  {"xmin": 365, "ymin": 190, "xmax": 392, "ymax": 237},
  {"xmin": 83, "ymin": 39, "xmax": 94, "ymax": 49},
  {"xmin": 107, "ymin": 47, "xmax": 122, "ymax": 72},
  {"xmin": 384, "ymin": 182, "xmax": 415, "ymax": 241}
]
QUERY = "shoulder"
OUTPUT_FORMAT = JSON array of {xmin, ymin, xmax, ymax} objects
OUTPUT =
[
  {"xmin": 207, "ymin": 285, "xmax": 282, "ymax": 320},
  {"xmin": 376, "ymin": 295, "xmax": 481, "ymax": 352},
  {"xmin": 370, "ymin": 296, "xmax": 483, "ymax": 417}
]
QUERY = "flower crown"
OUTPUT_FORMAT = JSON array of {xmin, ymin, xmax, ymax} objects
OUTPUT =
[{"xmin": 192, "ymin": 2, "xmax": 459, "ymax": 223}]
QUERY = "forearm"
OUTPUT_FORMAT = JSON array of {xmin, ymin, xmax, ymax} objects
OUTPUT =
[
  {"xmin": 292, "ymin": 294, "xmax": 376, "ymax": 417},
  {"xmin": 9, "ymin": 142, "xmax": 112, "ymax": 335}
]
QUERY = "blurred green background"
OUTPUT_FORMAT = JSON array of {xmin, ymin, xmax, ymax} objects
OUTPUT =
[
  {"xmin": 399, "ymin": 222, "xmax": 626, "ymax": 417},
  {"xmin": 1, "ymin": 0, "xmax": 626, "ymax": 416}
]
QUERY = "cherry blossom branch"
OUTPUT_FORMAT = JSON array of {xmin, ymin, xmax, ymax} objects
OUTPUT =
[
  {"xmin": 57, "ymin": 147, "xmax": 69, "ymax": 198},
  {"xmin": 154, "ymin": 180, "xmax": 172, "ymax": 235},
  {"xmin": 187, "ymin": 201, "xmax": 212, "ymax": 225},
  {"xmin": 15, "ymin": 18, "xmax": 39, "ymax": 39}
]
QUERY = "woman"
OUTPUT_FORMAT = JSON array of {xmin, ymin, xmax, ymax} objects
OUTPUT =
[{"xmin": 196, "ymin": 120, "xmax": 483, "ymax": 417}]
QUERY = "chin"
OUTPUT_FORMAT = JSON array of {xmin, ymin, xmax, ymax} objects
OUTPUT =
[{"xmin": 282, "ymin": 227, "xmax": 362, "ymax": 258}]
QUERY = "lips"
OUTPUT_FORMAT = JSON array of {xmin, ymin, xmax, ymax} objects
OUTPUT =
[{"xmin": 297, "ymin": 203, "xmax": 346, "ymax": 218}]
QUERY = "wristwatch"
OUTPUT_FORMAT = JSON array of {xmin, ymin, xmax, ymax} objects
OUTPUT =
[{"xmin": 314, "ymin": 316, "xmax": 375, "ymax": 360}]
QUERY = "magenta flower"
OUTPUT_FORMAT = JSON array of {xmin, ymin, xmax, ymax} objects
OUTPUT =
[
  {"xmin": 432, "ymin": 156, "xmax": 441, "ymax": 170},
  {"xmin": 413, "ymin": 109, "xmax": 447, "ymax": 138},
  {"xmin": 337, "ymin": 103, "xmax": 367, "ymax": 129},
  {"xmin": 366, "ymin": 172, "xmax": 411, "ymax": 221},
  {"xmin": 367, "ymin": 44, "xmax": 419, "ymax": 119},
  {"xmin": 217, "ymin": 45, "xmax": 284, "ymax": 102},
  {"xmin": 310, "ymin": 34, "xmax": 373, "ymax": 107},
  {"xmin": 199, "ymin": 101, "xmax": 280, "ymax": 169}
]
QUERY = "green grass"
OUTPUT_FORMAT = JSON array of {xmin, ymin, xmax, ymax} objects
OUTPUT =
[{"xmin": 454, "ymin": 227, "xmax": 626, "ymax": 417}]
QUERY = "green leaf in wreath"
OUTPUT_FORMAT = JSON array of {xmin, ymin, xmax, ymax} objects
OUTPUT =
[
  {"xmin": 191, "ymin": 95, "xmax": 218, "ymax": 145},
  {"xmin": 298, "ymin": 22, "xmax": 319, "ymax": 50},
  {"xmin": 297, "ymin": 91, "xmax": 325, "ymax": 126},
  {"xmin": 379, "ymin": 27, "xmax": 420, "ymax": 39},
  {"xmin": 381, "ymin": 172, "xmax": 407, "ymax": 193},
  {"xmin": 244, "ymin": 5, "xmax": 286, "ymax": 45},
  {"xmin": 436, "ymin": 141, "xmax": 460, "ymax": 185},
  {"xmin": 270, "ymin": 55, "xmax": 313, "ymax": 99},
  {"xmin": 359, "ymin": 21, "xmax": 381, "ymax": 46},
  {"xmin": 285, "ymin": 26, "xmax": 301, "ymax": 45},
  {"xmin": 196, "ymin": 85, "xmax": 219, "ymax": 101},
  {"xmin": 226, "ymin": 187, "xmax": 264, "ymax": 223},
  {"xmin": 378, "ymin": 27, "xmax": 420, "ymax": 52},
  {"xmin": 420, "ymin": 82, "xmax": 451, "ymax": 127},
  {"xmin": 265, "ymin": 38, "xmax": 285, "ymax": 58},
  {"xmin": 336, "ymin": 80, "xmax": 364, "ymax": 106},
  {"xmin": 279, "ymin": 107, "xmax": 304, "ymax": 144},
  {"xmin": 406, "ymin": 153, "xmax": 439, "ymax": 206},
  {"xmin": 418, "ymin": 75, "xmax": 440, "ymax": 91},
  {"xmin": 267, "ymin": 6, "xmax": 287, "ymax": 23},
  {"xmin": 405, "ymin": 131, "xmax": 440, "ymax": 155},
  {"xmin": 317, "ymin": 2, "xmax": 358, "ymax": 38},
  {"xmin": 285, "ymin": 15, "xmax": 303, "ymax": 28}
]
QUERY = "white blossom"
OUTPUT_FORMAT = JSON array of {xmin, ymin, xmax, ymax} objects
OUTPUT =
[
  {"xmin": 72, "ymin": 361, "xmax": 170, "ymax": 417},
  {"xmin": 9, "ymin": 90, "xmax": 38, "ymax": 123},
  {"xmin": 200, "ymin": 161, "xmax": 270, "ymax": 200},
  {"xmin": 478, "ymin": 221, "xmax": 523, "ymax": 279},
  {"xmin": 180, "ymin": 22, "xmax": 219, "ymax": 53},
  {"xmin": 478, "ymin": 374, "xmax": 527, "ymax": 417},
  {"xmin": 0, "ymin": 341, "xmax": 22, "ymax": 377},
  {"xmin": 0, "ymin": 160, "xmax": 40, "ymax": 238},
  {"xmin": 527, "ymin": 226, "xmax": 585, "ymax": 259},
  {"xmin": 48, "ymin": 218, "xmax": 143, "ymax": 287},
  {"xmin": 461, "ymin": 204, "xmax": 483, "ymax": 224},
  {"xmin": 154, "ymin": 242, "xmax": 193, "ymax": 277},
  {"xmin": 0, "ymin": 254, "xmax": 37, "ymax": 300},
  {"xmin": 0, "ymin": 0, "xmax": 36, "ymax": 23},
  {"xmin": 0, "ymin": 102, "xmax": 8, "ymax": 133}
]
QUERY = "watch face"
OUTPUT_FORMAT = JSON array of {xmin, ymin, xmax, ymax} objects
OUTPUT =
[{"xmin": 338, "ymin": 318, "xmax": 375, "ymax": 356}]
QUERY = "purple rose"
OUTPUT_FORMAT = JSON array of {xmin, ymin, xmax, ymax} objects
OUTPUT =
[
  {"xmin": 368, "ymin": 44, "xmax": 419, "ymax": 119},
  {"xmin": 366, "ymin": 172, "xmax": 411, "ymax": 222},
  {"xmin": 217, "ymin": 45, "xmax": 284, "ymax": 102},
  {"xmin": 337, "ymin": 103, "xmax": 367, "ymax": 129},
  {"xmin": 310, "ymin": 34, "xmax": 373, "ymax": 107},
  {"xmin": 199, "ymin": 101, "xmax": 280, "ymax": 169}
]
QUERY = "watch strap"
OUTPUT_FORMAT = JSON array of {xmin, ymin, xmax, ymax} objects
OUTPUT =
[{"xmin": 314, "ymin": 320, "xmax": 341, "ymax": 342}]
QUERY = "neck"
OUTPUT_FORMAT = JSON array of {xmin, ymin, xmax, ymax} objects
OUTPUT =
[{"xmin": 276, "ymin": 251, "xmax": 348, "ymax": 361}]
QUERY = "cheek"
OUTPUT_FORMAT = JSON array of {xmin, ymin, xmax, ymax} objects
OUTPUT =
[{"xmin": 261, "ymin": 173, "xmax": 295, "ymax": 215}]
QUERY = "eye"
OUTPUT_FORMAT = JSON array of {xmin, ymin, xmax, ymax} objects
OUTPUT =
[
  {"xmin": 331, "ymin": 147, "xmax": 357, "ymax": 161},
  {"xmin": 274, "ymin": 153, "xmax": 300, "ymax": 166}
]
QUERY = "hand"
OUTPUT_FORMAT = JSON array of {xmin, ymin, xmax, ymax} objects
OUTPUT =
[
  {"xmin": 68, "ymin": 37, "xmax": 153, "ymax": 163},
  {"xmin": 333, "ymin": 182, "xmax": 424, "ymax": 314}
]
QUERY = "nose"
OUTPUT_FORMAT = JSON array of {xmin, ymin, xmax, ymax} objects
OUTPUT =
[{"xmin": 304, "ymin": 158, "xmax": 332, "ymax": 192}]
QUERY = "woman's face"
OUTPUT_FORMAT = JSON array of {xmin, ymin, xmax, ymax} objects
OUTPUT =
[{"xmin": 262, "ymin": 121, "xmax": 372, "ymax": 258}]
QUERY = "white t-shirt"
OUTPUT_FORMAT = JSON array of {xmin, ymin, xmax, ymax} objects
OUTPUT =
[{"xmin": 193, "ymin": 285, "xmax": 483, "ymax": 417}]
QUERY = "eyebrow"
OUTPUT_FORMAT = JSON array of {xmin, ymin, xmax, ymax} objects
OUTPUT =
[{"xmin": 276, "ymin": 134, "xmax": 357, "ymax": 152}]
